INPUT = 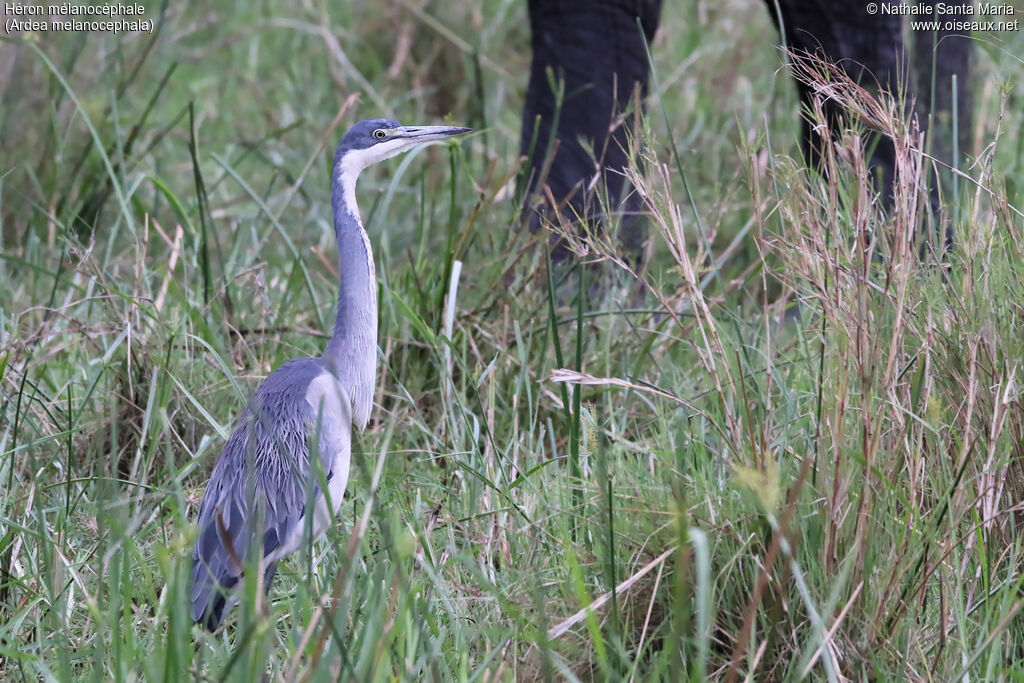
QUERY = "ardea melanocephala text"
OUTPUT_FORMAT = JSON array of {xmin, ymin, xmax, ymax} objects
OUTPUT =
[{"xmin": 191, "ymin": 119, "xmax": 470, "ymax": 630}]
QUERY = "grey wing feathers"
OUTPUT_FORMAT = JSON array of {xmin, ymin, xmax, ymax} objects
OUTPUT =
[{"xmin": 190, "ymin": 358, "xmax": 350, "ymax": 629}]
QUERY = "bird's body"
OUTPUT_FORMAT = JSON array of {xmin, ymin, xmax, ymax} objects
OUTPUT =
[
  {"xmin": 191, "ymin": 119, "xmax": 469, "ymax": 630},
  {"xmin": 191, "ymin": 358, "xmax": 351, "ymax": 629}
]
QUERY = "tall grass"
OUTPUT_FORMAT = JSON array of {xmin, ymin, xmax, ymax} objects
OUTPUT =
[{"xmin": 2, "ymin": 2, "xmax": 1024, "ymax": 680}]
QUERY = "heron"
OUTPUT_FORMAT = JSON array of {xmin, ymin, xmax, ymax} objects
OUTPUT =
[{"xmin": 190, "ymin": 118, "xmax": 470, "ymax": 630}]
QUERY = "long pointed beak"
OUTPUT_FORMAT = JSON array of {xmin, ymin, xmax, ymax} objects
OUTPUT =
[{"xmin": 395, "ymin": 125, "xmax": 472, "ymax": 143}]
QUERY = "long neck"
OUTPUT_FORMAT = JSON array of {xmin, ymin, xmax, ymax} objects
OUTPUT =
[{"xmin": 324, "ymin": 177, "xmax": 377, "ymax": 430}]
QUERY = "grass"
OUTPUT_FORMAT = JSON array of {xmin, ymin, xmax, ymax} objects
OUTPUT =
[{"xmin": 2, "ymin": 1, "xmax": 1024, "ymax": 680}]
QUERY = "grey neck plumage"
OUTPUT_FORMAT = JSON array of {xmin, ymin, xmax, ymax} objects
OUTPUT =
[{"xmin": 323, "ymin": 178, "xmax": 377, "ymax": 431}]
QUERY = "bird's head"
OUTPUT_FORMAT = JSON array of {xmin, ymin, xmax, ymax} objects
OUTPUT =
[{"xmin": 334, "ymin": 118, "xmax": 471, "ymax": 175}]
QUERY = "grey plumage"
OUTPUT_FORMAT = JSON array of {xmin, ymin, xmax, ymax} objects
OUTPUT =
[
  {"xmin": 191, "ymin": 119, "xmax": 470, "ymax": 630},
  {"xmin": 190, "ymin": 359, "xmax": 349, "ymax": 629}
]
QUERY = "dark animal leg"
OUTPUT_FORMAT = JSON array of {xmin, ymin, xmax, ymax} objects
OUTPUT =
[
  {"xmin": 765, "ymin": 0, "xmax": 971, "ymax": 250},
  {"xmin": 764, "ymin": 0, "xmax": 906, "ymax": 206},
  {"xmin": 521, "ymin": 0, "xmax": 663, "ymax": 264},
  {"xmin": 522, "ymin": 0, "xmax": 972, "ymax": 261}
]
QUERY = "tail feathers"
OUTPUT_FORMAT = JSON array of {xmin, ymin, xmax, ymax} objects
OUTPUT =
[
  {"xmin": 200, "ymin": 590, "xmax": 230, "ymax": 632},
  {"xmin": 191, "ymin": 560, "xmax": 279, "ymax": 630},
  {"xmin": 191, "ymin": 560, "xmax": 239, "ymax": 630}
]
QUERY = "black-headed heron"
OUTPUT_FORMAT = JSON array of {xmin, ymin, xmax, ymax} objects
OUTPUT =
[{"xmin": 191, "ymin": 119, "xmax": 470, "ymax": 630}]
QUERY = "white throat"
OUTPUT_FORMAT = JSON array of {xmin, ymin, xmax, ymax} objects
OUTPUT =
[{"xmin": 336, "ymin": 138, "xmax": 419, "ymax": 220}]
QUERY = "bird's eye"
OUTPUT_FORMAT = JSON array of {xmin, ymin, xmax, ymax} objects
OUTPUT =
[{"xmin": 373, "ymin": 129, "xmax": 386, "ymax": 139}]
